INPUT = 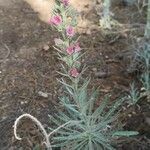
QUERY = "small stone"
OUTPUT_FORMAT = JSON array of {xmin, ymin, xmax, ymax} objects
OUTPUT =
[
  {"xmin": 86, "ymin": 29, "xmax": 91, "ymax": 35},
  {"xmin": 92, "ymin": 68, "xmax": 97, "ymax": 72},
  {"xmin": 38, "ymin": 91, "xmax": 48, "ymax": 98},
  {"xmin": 43, "ymin": 45, "xmax": 49, "ymax": 51},
  {"xmin": 128, "ymin": 114, "xmax": 132, "ymax": 117},
  {"xmin": 24, "ymin": 101, "xmax": 28, "ymax": 104},
  {"xmin": 141, "ymin": 87, "xmax": 145, "ymax": 91},
  {"xmin": 105, "ymin": 55, "xmax": 109, "ymax": 59},
  {"xmin": 122, "ymin": 106, "xmax": 126, "ymax": 111},
  {"xmin": 20, "ymin": 101, "xmax": 24, "ymax": 105},
  {"xmin": 95, "ymin": 71, "xmax": 109, "ymax": 78},
  {"xmin": 132, "ymin": 111, "xmax": 136, "ymax": 115}
]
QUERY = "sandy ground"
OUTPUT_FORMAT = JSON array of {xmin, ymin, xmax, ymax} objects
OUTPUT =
[
  {"xmin": 24, "ymin": 0, "xmax": 95, "ymax": 22},
  {"xmin": 0, "ymin": 0, "xmax": 56, "ymax": 149}
]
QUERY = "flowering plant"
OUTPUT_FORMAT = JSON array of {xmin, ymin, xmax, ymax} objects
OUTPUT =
[{"xmin": 49, "ymin": 0, "xmax": 138, "ymax": 149}]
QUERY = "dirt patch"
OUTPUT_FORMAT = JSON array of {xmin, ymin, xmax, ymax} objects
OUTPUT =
[{"xmin": 0, "ymin": 0, "xmax": 57, "ymax": 149}]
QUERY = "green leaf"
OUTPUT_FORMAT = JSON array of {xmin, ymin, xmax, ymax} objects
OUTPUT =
[
  {"xmin": 88, "ymin": 88, "xmax": 99, "ymax": 115},
  {"xmin": 73, "ymin": 139, "xmax": 88, "ymax": 150},
  {"xmin": 64, "ymin": 86, "xmax": 74, "ymax": 95},
  {"xmin": 102, "ymin": 97, "xmax": 125, "ymax": 121},
  {"xmin": 94, "ymin": 135, "xmax": 115, "ymax": 150},
  {"xmin": 112, "ymin": 131, "xmax": 139, "ymax": 137},
  {"xmin": 56, "ymin": 71, "xmax": 69, "ymax": 77},
  {"xmin": 53, "ymin": 132, "xmax": 84, "ymax": 141},
  {"xmin": 57, "ymin": 78, "xmax": 73, "ymax": 89},
  {"xmin": 92, "ymin": 95, "xmax": 110, "ymax": 122},
  {"xmin": 88, "ymin": 137, "xmax": 94, "ymax": 150},
  {"xmin": 94, "ymin": 118, "xmax": 114, "ymax": 132}
]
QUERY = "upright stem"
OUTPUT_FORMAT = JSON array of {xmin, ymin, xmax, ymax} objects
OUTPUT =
[
  {"xmin": 103, "ymin": 0, "xmax": 111, "ymax": 18},
  {"xmin": 100, "ymin": 0, "xmax": 112, "ymax": 29},
  {"xmin": 145, "ymin": 0, "xmax": 150, "ymax": 39}
]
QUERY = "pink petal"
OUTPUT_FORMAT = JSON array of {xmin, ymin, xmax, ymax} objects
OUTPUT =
[
  {"xmin": 74, "ymin": 43, "xmax": 81, "ymax": 52},
  {"xmin": 50, "ymin": 15, "xmax": 62, "ymax": 26},
  {"xmin": 69, "ymin": 68, "xmax": 79, "ymax": 77},
  {"xmin": 61, "ymin": 0, "xmax": 69, "ymax": 6},
  {"xmin": 66, "ymin": 26, "xmax": 75, "ymax": 37},
  {"xmin": 66, "ymin": 45, "xmax": 74, "ymax": 55}
]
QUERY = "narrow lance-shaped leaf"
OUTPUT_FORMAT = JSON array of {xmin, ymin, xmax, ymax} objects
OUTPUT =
[{"xmin": 112, "ymin": 131, "xmax": 139, "ymax": 137}]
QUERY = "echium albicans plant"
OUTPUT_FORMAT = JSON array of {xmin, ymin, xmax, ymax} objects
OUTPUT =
[
  {"xmin": 49, "ymin": 0, "xmax": 138, "ymax": 149},
  {"xmin": 14, "ymin": 0, "xmax": 138, "ymax": 150}
]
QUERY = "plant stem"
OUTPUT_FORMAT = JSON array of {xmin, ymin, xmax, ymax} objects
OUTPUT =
[
  {"xmin": 145, "ymin": 0, "xmax": 150, "ymax": 39},
  {"xmin": 103, "ymin": 0, "xmax": 111, "ymax": 18},
  {"xmin": 48, "ymin": 120, "xmax": 79, "ymax": 137},
  {"xmin": 100, "ymin": 0, "xmax": 112, "ymax": 29}
]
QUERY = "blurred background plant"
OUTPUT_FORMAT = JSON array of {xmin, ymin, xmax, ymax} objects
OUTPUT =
[
  {"xmin": 127, "ymin": 41, "xmax": 150, "ymax": 104},
  {"xmin": 127, "ymin": 0, "xmax": 150, "ymax": 103},
  {"xmin": 136, "ymin": 42, "xmax": 150, "ymax": 70},
  {"xmin": 140, "ymin": 0, "xmax": 150, "ymax": 99},
  {"xmin": 145, "ymin": 0, "xmax": 150, "ymax": 38},
  {"xmin": 95, "ymin": 0, "xmax": 121, "ymax": 32},
  {"xmin": 99, "ymin": 0, "xmax": 112, "ymax": 30},
  {"xmin": 128, "ymin": 82, "xmax": 141, "ymax": 105},
  {"xmin": 141, "ymin": 72, "xmax": 150, "ymax": 98}
]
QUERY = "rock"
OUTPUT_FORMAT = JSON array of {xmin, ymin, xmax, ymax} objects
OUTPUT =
[
  {"xmin": 43, "ymin": 44, "xmax": 49, "ymax": 51},
  {"xmin": 38, "ymin": 91, "xmax": 48, "ymax": 98},
  {"xmin": 105, "ymin": 55, "xmax": 109, "ymax": 59},
  {"xmin": 92, "ymin": 68, "xmax": 97, "ymax": 72},
  {"xmin": 95, "ymin": 71, "xmax": 109, "ymax": 78}
]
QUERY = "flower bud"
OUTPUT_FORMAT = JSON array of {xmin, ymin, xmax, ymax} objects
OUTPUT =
[
  {"xmin": 69, "ymin": 68, "xmax": 79, "ymax": 77},
  {"xmin": 61, "ymin": 0, "xmax": 69, "ymax": 6},
  {"xmin": 66, "ymin": 26, "xmax": 75, "ymax": 37},
  {"xmin": 66, "ymin": 45, "xmax": 74, "ymax": 55},
  {"xmin": 50, "ymin": 15, "xmax": 62, "ymax": 26}
]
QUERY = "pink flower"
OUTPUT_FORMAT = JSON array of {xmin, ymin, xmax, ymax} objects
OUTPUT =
[
  {"xmin": 66, "ymin": 43, "xmax": 81, "ymax": 55},
  {"xmin": 69, "ymin": 68, "xmax": 79, "ymax": 77},
  {"xmin": 74, "ymin": 43, "xmax": 81, "ymax": 52},
  {"xmin": 66, "ymin": 45, "xmax": 74, "ymax": 55},
  {"xmin": 66, "ymin": 26, "xmax": 75, "ymax": 37},
  {"xmin": 61, "ymin": 0, "xmax": 69, "ymax": 6},
  {"xmin": 50, "ymin": 15, "xmax": 62, "ymax": 26}
]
